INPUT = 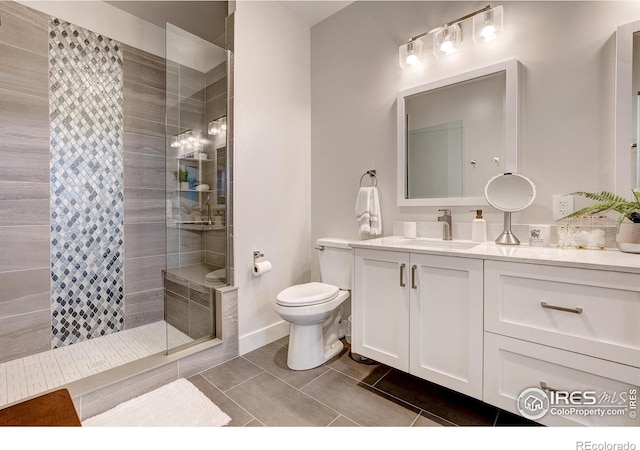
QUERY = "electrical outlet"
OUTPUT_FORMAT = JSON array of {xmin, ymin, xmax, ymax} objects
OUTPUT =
[{"xmin": 552, "ymin": 195, "xmax": 574, "ymax": 220}]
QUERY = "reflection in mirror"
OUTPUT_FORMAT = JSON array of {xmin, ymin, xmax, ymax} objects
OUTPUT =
[
  {"xmin": 634, "ymin": 31, "xmax": 640, "ymax": 188},
  {"xmin": 405, "ymin": 72, "xmax": 506, "ymax": 199},
  {"xmin": 615, "ymin": 20, "xmax": 640, "ymax": 195},
  {"xmin": 397, "ymin": 59, "xmax": 519, "ymax": 207},
  {"xmin": 407, "ymin": 120, "xmax": 463, "ymax": 198}
]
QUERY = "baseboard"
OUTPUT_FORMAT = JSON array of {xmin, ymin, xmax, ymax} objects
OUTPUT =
[{"xmin": 239, "ymin": 320, "xmax": 289, "ymax": 355}]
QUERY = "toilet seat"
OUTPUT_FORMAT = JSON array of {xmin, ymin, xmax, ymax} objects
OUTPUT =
[{"xmin": 276, "ymin": 282, "xmax": 339, "ymax": 307}]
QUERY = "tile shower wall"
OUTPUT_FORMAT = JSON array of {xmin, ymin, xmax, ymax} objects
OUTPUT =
[
  {"xmin": 166, "ymin": 60, "xmax": 228, "ymax": 271},
  {"xmin": 49, "ymin": 17, "xmax": 125, "ymax": 347},
  {"xmin": 0, "ymin": 2, "xmax": 53, "ymax": 363},
  {"xmin": 204, "ymin": 61, "xmax": 228, "ymax": 270},
  {"xmin": 0, "ymin": 2, "xmax": 168, "ymax": 362},
  {"xmin": 122, "ymin": 45, "xmax": 168, "ymax": 329}
]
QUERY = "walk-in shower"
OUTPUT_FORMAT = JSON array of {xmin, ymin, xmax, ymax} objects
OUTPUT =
[
  {"xmin": 0, "ymin": 1, "xmax": 231, "ymax": 408},
  {"xmin": 163, "ymin": 22, "xmax": 229, "ymax": 352}
]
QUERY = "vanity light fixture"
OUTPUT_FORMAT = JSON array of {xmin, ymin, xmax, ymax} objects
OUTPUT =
[
  {"xmin": 434, "ymin": 24, "xmax": 461, "ymax": 56},
  {"xmin": 398, "ymin": 4, "xmax": 503, "ymax": 69},
  {"xmin": 171, "ymin": 129, "xmax": 200, "ymax": 149},
  {"xmin": 399, "ymin": 39, "xmax": 424, "ymax": 69},
  {"xmin": 473, "ymin": 5, "xmax": 503, "ymax": 43},
  {"xmin": 207, "ymin": 116, "xmax": 227, "ymax": 135}
]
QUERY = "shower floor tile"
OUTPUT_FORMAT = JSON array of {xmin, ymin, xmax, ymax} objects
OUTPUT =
[{"xmin": 0, "ymin": 321, "xmax": 191, "ymax": 408}]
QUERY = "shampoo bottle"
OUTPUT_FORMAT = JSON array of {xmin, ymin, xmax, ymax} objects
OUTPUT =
[{"xmin": 471, "ymin": 209, "xmax": 487, "ymax": 243}]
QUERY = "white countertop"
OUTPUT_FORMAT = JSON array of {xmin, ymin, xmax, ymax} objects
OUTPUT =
[{"xmin": 349, "ymin": 236, "xmax": 640, "ymax": 274}]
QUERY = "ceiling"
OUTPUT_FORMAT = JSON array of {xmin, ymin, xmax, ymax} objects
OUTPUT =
[
  {"xmin": 105, "ymin": 1, "xmax": 228, "ymax": 43},
  {"xmin": 106, "ymin": 1, "xmax": 353, "ymax": 41},
  {"xmin": 277, "ymin": 1, "xmax": 354, "ymax": 26}
]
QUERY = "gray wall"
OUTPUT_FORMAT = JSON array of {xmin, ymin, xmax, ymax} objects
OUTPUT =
[
  {"xmin": 0, "ymin": 1, "xmax": 51, "ymax": 362},
  {"xmin": 0, "ymin": 1, "xmax": 169, "ymax": 362},
  {"xmin": 310, "ymin": 1, "xmax": 640, "ymax": 263}
]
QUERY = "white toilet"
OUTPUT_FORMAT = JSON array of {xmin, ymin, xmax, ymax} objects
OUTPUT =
[{"xmin": 274, "ymin": 238, "xmax": 353, "ymax": 370}]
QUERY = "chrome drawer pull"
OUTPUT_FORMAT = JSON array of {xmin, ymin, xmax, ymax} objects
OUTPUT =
[
  {"xmin": 411, "ymin": 265, "xmax": 417, "ymax": 289},
  {"xmin": 540, "ymin": 381, "xmax": 558, "ymax": 393},
  {"xmin": 540, "ymin": 302, "xmax": 583, "ymax": 314},
  {"xmin": 540, "ymin": 382, "xmax": 581, "ymax": 400},
  {"xmin": 400, "ymin": 263, "xmax": 406, "ymax": 287}
]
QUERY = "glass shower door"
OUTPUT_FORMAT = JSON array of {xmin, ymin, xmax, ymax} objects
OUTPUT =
[{"xmin": 164, "ymin": 23, "xmax": 228, "ymax": 353}]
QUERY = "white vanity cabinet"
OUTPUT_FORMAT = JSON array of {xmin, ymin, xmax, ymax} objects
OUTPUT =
[
  {"xmin": 352, "ymin": 248, "xmax": 484, "ymax": 399},
  {"xmin": 483, "ymin": 260, "xmax": 640, "ymax": 427}
]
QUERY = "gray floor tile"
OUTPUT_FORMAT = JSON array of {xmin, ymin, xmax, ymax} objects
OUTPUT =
[
  {"xmin": 375, "ymin": 369, "xmax": 499, "ymax": 426},
  {"xmin": 225, "ymin": 372, "xmax": 339, "ymax": 427},
  {"xmin": 325, "ymin": 344, "xmax": 389, "ymax": 385},
  {"xmin": 242, "ymin": 341, "xmax": 329, "ymax": 389},
  {"xmin": 413, "ymin": 411, "xmax": 450, "ymax": 427},
  {"xmin": 199, "ymin": 356, "xmax": 264, "ymax": 391},
  {"xmin": 244, "ymin": 419, "xmax": 265, "ymax": 427},
  {"xmin": 188, "ymin": 374, "xmax": 254, "ymax": 427},
  {"xmin": 329, "ymin": 415, "xmax": 359, "ymax": 427},
  {"xmin": 301, "ymin": 369, "xmax": 420, "ymax": 427}
]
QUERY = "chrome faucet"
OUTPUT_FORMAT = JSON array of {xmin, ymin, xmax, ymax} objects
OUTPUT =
[{"xmin": 437, "ymin": 209, "xmax": 452, "ymax": 240}]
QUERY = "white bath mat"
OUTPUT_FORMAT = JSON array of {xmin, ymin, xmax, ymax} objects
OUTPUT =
[{"xmin": 82, "ymin": 378, "xmax": 231, "ymax": 427}]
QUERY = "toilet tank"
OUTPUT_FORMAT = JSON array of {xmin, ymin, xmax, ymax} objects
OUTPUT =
[{"xmin": 316, "ymin": 238, "xmax": 354, "ymax": 290}]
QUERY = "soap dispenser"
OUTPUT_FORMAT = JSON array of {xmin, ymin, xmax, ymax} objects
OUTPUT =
[{"xmin": 470, "ymin": 209, "xmax": 487, "ymax": 243}]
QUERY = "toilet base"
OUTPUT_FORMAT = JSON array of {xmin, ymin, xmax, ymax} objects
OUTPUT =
[
  {"xmin": 286, "ymin": 320, "xmax": 344, "ymax": 371},
  {"xmin": 275, "ymin": 289, "xmax": 349, "ymax": 371}
]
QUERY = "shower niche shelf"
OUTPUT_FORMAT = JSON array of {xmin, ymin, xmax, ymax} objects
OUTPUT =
[{"xmin": 169, "ymin": 148, "xmax": 227, "ymax": 232}]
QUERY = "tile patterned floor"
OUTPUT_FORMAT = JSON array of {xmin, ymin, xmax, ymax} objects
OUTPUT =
[
  {"xmin": 188, "ymin": 337, "xmax": 540, "ymax": 427},
  {"xmin": 0, "ymin": 321, "xmax": 191, "ymax": 408}
]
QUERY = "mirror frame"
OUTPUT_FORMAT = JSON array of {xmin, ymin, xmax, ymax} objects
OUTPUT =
[
  {"xmin": 614, "ymin": 20, "xmax": 639, "ymax": 196},
  {"xmin": 397, "ymin": 58, "xmax": 520, "ymax": 207}
]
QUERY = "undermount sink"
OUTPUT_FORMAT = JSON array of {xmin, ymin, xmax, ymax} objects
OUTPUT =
[{"xmin": 396, "ymin": 238, "xmax": 479, "ymax": 250}]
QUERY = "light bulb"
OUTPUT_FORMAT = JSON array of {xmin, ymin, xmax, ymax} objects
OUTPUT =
[
  {"xmin": 440, "ymin": 40, "xmax": 455, "ymax": 54},
  {"xmin": 170, "ymin": 136, "xmax": 179, "ymax": 148},
  {"xmin": 219, "ymin": 117, "xmax": 227, "ymax": 130},
  {"xmin": 481, "ymin": 25, "xmax": 497, "ymax": 41},
  {"xmin": 406, "ymin": 53, "xmax": 420, "ymax": 66},
  {"xmin": 399, "ymin": 39, "xmax": 424, "ymax": 69},
  {"xmin": 473, "ymin": 6, "xmax": 503, "ymax": 44},
  {"xmin": 434, "ymin": 24, "xmax": 460, "ymax": 56}
]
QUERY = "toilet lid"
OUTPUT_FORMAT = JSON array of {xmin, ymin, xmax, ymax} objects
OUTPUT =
[{"xmin": 276, "ymin": 282, "xmax": 339, "ymax": 307}]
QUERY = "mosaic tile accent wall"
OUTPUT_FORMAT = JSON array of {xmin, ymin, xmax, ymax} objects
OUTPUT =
[{"xmin": 48, "ymin": 17, "xmax": 125, "ymax": 348}]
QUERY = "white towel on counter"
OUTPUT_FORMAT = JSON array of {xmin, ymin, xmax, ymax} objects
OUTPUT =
[{"xmin": 355, "ymin": 186, "xmax": 382, "ymax": 236}]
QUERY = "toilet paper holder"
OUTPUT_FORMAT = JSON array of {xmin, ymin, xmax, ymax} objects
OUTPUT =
[{"xmin": 253, "ymin": 251, "xmax": 264, "ymax": 263}]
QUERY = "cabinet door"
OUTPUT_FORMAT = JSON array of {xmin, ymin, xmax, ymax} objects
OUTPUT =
[
  {"xmin": 353, "ymin": 249, "xmax": 410, "ymax": 371},
  {"xmin": 409, "ymin": 254, "xmax": 483, "ymax": 399}
]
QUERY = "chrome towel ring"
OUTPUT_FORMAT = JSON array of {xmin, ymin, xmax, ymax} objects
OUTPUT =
[{"xmin": 359, "ymin": 170, "xmax": 377, "ymax": 187}]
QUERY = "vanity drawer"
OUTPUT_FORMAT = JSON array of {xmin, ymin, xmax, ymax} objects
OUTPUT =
[
  {"xmin": 484, "ymin": 260, "xmax": 640, "ymax": 367},
  {"xmin": 484, "ymin": 332, "xmax": 640, "ymax": 427}
]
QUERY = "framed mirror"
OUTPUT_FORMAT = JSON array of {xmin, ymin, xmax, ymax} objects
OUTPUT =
[
  {"xmin": 614, "ymin": 20, "xmax": 640, "ymax": 196},
  {"xmin": 397, "ymin": 59, "xmax": 520, "ymax": 206}
]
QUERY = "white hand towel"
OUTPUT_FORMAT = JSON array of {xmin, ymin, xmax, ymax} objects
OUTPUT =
[
  {"xmin": 356, "ymin": 187, "xmax": 372, "ymax": 234},
  {"xmin": 369, "ymin": 186, "xmax": 382, "ymax": 236},
  {"xmin": 355, "ymin": 186, "xmax": 382, "ymax": 236}
]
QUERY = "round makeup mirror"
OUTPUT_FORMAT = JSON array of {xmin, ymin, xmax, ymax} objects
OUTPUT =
[{"xmin": 485, "ymin": 173, "xmax": 536, "ymax": 245}]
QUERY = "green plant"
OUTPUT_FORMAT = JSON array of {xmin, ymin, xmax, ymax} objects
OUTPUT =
[
  {"xmin": 173, "ymin": 169, "xmax": 188, "ymax": 183},
  {"xmin": 560, "ymin": 190, "xmax": 640, "ymax": 226}
]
